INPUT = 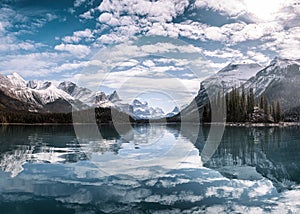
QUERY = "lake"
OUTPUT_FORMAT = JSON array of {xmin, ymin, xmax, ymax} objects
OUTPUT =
[{"xmin": 0, "ymin": 124, "xmax": 299, "ymax": 213}]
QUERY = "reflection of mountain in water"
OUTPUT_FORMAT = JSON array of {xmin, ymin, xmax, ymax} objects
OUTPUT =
[
  {"xmin": 0, "ymin": 125, "xmax": 129, "ymax": 177},
  {"xmin": 182, "ymin": 126, "xmax": 300, "ymax": 191},
  {"xmin": 0, "ymin": 125, "xmax": 299, "ymax": 212},
  {"xmin": 0, "ymin": 124, "xmax": 184, "ymax": 177}
]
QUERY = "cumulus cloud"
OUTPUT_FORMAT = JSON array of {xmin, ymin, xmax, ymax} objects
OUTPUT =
[
  {"xmin": 0, "ymin": 52, "xmax": 67, "ymax": 77},
  {"xmin": 260, "ymin": 26, "xmax": 300, "ymax": 59},
  {"xmin": 98, "ymin": 0, "xmax": 189, "ymax": 22},
  {"xmin": 194, "ymin": 0, "xmax": 246, "ymax": 17},
  {"xmin": 62, "ymin": 29, "xmax": 93, "ymax": 43},
  {"xmin": 54, "ymin": 43, "xmax": 91, "ymax": 58},
  {"xmin": 79, "ymin": 10, "xmax": 94, "ymax": 19},
  {"xmin": 203, "ymin": 48, "xmax": 244, "ymax": 59},
  {"xmin": 247, "ymin": 50, "xmax": 270, "ymax": 64},
  {"xmin": 98, "ymin": 12, "xmax": 120, "ymax": 26}
]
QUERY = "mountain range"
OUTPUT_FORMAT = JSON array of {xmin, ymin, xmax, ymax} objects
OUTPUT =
[
  {"xmin": 0, "ymin": 73, "xmax": 167, "ymax": 119},
  {"xmin": 0, "ymin": 57, "xmax": 299, "ymax": 122}
]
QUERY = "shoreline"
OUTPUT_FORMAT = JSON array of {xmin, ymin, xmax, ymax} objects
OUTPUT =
[
  {"xmin": 0, "ymin": 122, "xmax": 299, "ymax": 127},
  {"xmin": 224, "ymin": 122, "xmax": 300, "ymax": 127}
]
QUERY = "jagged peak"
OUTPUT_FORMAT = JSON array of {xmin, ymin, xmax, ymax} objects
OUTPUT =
[
  {"xmin": 7, "ymin": 72, "xmax": 26, "ymax": 87},
  {"xmin": 132, "ymin": 98, "xmax": 147, "ymax": 105},
  {"xmin": 58, "ymin": 81, "xmax": 76, "ymax": 87},
  {"xmin": 108, "ymin": 90, "xmax": 121, "ymax": 102},
  {"xmin": 10, "ymin": 72, "xmax": 25, "ymax": 80},
  {"xmin": 172, "ymin": 106, "xmax": 180, "ymax": 113}
]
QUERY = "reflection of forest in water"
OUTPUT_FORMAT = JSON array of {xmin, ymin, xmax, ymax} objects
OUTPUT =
[
  {"xmin": 0, "ymin": 124, "xmax": 300, "ymax": 190},
  {"xmin": 179, "ymin": 125, "xmax": 300, "ymax": 190}
]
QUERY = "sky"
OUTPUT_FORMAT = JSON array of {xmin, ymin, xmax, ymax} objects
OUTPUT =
[{"xmin": 0, "ymin": 0, "xmax": 299, "ymax": 111}]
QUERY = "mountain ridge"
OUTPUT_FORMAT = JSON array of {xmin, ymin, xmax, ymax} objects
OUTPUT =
[{"xmin": 1, "ymin": 57, "xmax": 299, "ymax": 122}]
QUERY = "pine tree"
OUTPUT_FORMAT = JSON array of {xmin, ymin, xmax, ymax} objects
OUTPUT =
[
  {"xmin": 263, "ymin": 96, "xmax": 269, "ymax": 122},
  {"xmin": 275, "ymin": 100, "xmax": 283, "ymax": 122},
  {"xmin": 259, "ymin": 96, "xmax": 264, "ymax": 109},
  {"xmin": 271, "ymin": 101, "xmax": 276, "ymax": 121},
  {"xmin": 240, "ymin": 86, "xmax": 247, "ymax": 122}
]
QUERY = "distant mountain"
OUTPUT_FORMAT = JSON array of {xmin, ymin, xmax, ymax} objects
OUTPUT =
[
  {"xmin": 58, "ymin": 81, "xmax": 95, "ymax": 104},
  {"xmin": 0, "ymin": 72, "xmax": 166, "ymax": 119},
  {"xmin": 128, "ymin": 99, "xmax": 165, "ymax": 119},
  {"xmin": 0, "ymin": 73, "xmax": 88, "ymax": 113},
  {"xmin": 108, "ymin": 90, "xmax": 121, "ymax": 102},
  {"xmin": 58, "ymin": 81, "xmax": 116, "ymax": 108},
  {"xmin": 166, "ymin": 106, "xmax": 180, "ymax": 117}
]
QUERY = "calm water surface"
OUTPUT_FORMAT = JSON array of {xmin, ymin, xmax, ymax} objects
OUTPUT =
[{"xmin": 0, "ymin": 124, "xmax": 299, "ymax": 213}]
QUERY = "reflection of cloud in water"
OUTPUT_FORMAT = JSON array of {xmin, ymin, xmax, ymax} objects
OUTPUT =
[{"xmin": 0, "ymin": 125, "xmax": 299, "ymax": 212}]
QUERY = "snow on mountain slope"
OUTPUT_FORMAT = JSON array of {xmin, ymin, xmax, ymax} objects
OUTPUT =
[
  {"xmin": 33, "ymin": 82, "xmax": 74, "ymax": 105},
  {"xmin": 0, "ymin": 73, "xmax": 81, "ymax": 112},
  {"xmin": 244, "ymin": 57, "xmax": 300, "ymax": 96},
  {"xmin": 13, "ymin": 79, "xmax": 74, "ymax": 105},
  {"xmin": 7, "ymin": 72, "xmax": 26, "ymax": 88},
  {"xmin": 166, "ymin": 106, "xmax": 180, "ymax": 117},
  {"xmin": 202, "ymin": 63, "xmax": 263, "ymax": 92},
  {"xmin": 243, "ymin": 57, "xmax": 300, "ymax": 111},
  {"xmin": 178, "ymin": 63, "xmax": 263, "ymax": 120},
  {"xmin": 58, "ymin": 81, "xmax": 114, "ymax": 108},
  {"xmin": 131, "ymin": 99, "xmax": 165, "ymax": 119},
  {"xmin": 58, "ymin": 81, "xmax": 95, "ymax": 104}
]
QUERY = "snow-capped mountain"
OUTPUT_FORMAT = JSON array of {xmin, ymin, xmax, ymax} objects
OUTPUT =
[
  {"xmin": 243, "ymin": 57, "xmax": 300, "ymax": 111},
  {"xmin": 0, "ymin": 73, "xmax": 88, "ymax": 113},
  {"xmin": 58, "ymin": 81, "xmax": 96, "ymax": 105},
  {"xmin": 7, "ymin": 72, "xmax": 26, "ymax": 88},
  {"xmin": 108, "ymin": 90, "xmax": 121, "ymax": 102},
  {"xmin": 178, "ymin": 62, "xmax": 263, "ymax": 120},
  {"xmin": 130, "ymin": 99, "xmax": 165, "ymax": 119},
  {"xmin": 166, "ymin": 106, "xmax": 180, "ymax": 117},
  {"xmin": 0, "ymin": 73, "xmax": 165, "ymax": 118},
  {"xmin": 58, "ymin": 81, "xmax": 114, "ymax": 108},
  {"xmin": 177, "ymin": 57, "xmax": 300, "ymax": 121},
  {"xmin": 202, "ymin": 62, "xmax": 263, "ymax": 92}
]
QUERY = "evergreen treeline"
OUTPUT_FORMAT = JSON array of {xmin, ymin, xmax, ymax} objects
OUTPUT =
[
  {"xmin": 203, "ymin": 87, "xmax": 284, "ymax": 123},
  {"xmin": 0, "ymin": 110, "xmax": 72, "ymax": 123},
  {"xmin": 0, "ymin": 107, "xmax": 137, "ymax": 124}
]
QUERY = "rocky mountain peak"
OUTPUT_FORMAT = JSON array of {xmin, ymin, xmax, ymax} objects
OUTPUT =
[
  {"xmin": 108, "ymin": 91, "xmax": 120, "ymax": 102},
  {"xmin": 7, "ymin": 72, "xmax": 26, "ymax": 88}
]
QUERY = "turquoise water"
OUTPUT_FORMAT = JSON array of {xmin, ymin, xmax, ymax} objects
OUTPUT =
[{"xmin": 0, "ymin": 124, "xmax": 299, "ymax": 213}]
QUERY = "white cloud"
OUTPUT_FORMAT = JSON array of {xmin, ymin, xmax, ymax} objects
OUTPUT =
[
  {"xmin": 79, "ymin": 10, "xmax": 93, "ymax": 19},
  {"xmin": 54, "ymin": 61, "xmax": 90, "ymax": 73},
  {"xmin": 94, "ymin": 0, "xmax": 191, "ymax": 44},
  {"xmin": 54, "ymin": 43, "xmax": 91, "ymax": 58},
  {"xmin": 230, "ymin": 22, "xmax": 283, "ymax": 43},
  {"xmin": 96, "ymin": 33, "xmax": 128, "ymax": 45},
  {"xmin": 98, "ymin": 12, "xmax": 120, "ymax": 26},
  {"xmin": 98, "ymin": 0, "xmax": 189, "ymax": 22},
  {"xmin": 194, "ymin": 0, "xmax": 246, "ymax": 17},
  {"xmin": 62, "ymin": 29, "xmax": 93, "ymax": 43},
  {"xmin": 194, "ymin": 0, "xmax": 291, "ymax": 22},
  {"xmin": 247, "ymin": 50, "xmax": 270, "ymax": 64},
  {"xmin": 258, "ymin": 26, "xmax": 300, "ymax": 59},
  {"xmin": 203, "ymin": 48, "xmax": 244, "ymax": 59},
  {"xmin": 74, "ymin": 0, "xmax": 88, "ymax": 7},
  {"xmin": 0, "ymin": 52, "xmax": 66, "ymax": 77}
]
